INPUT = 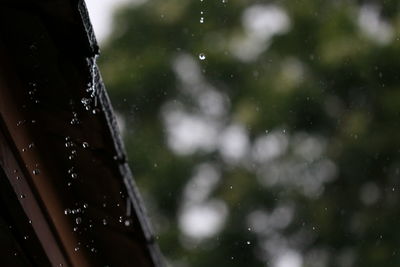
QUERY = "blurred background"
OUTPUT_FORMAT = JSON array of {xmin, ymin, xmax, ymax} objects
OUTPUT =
[{"xmin": 86, "ymin": 0, "xmax": 400, "ymax": 266}]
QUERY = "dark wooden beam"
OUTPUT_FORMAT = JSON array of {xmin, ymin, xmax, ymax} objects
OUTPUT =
[{"xmin": 0, "ymin": 1, "xmax": 163, "ymax": 266}]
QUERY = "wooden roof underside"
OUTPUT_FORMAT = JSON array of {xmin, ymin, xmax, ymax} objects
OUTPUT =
[{"xmin": 0, "ymin": 1, "xmax": 163, "ymax": 266}]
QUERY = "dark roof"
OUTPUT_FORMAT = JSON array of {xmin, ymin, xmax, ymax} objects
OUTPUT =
[{"xmin": 0, "ymin": 0, "xmax": 164, "ymax": 266}]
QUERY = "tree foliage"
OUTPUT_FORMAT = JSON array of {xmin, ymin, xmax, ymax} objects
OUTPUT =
[{"xmin": 99, "ymin": 0, "xmax": 400, "ymax": 266}]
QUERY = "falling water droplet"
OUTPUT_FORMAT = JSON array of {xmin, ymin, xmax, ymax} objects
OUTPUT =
[
  {"xmin": 70, "ymin": 118, "xmax": 80, "ymax": 125},
  {"xmin": 82, "ymin": 142, "xmax": 89, "ymax": 149},
  {"xmin": 75, "ymin": 217, "xmax": 82, "ymax": 225},
  {"xmin": 200, "ymin": 17, "xmax": 204, "ymax": 23},
  {"xmin": 199, "ymin": 53, "xmax": 206, "ymax": 60},
  {"xmin": 32, "ymin": 169, "xmax": 40, "ymax": 175},
  {"xmin": 65, "ymin": 141, "xmax": 74, "ymax": 148}
]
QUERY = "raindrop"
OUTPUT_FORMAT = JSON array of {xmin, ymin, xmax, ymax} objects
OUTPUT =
[
  {"xmin": 199, "ymin": 53, "xmax": 206, "ymax": 60},
  {"xmin": 246, "ymin": 241, "xmax": 251, "ymax": 245},
  {"xmin": 83, "ymin": 203, "xmax": 89, "ymax": 209},
  {"xmin": 32, "ymin": 169, "xmax": 40, "ymax": 175},
  {"xmin": 70, "ymin": 118, "xmax": 80, "ymax": 125},
  {"xmin": 124, "ymin": 219, "xmax": 132, "ymax": 227},
  {"xmin": 82, "ymin": 142, "xmax": 89, "ymax": 149},
  {"xmin": 75, "ymin": 217, "xmax": 82, "ymax": 225},
  {"xmin": 102, "ymin": 219, "xmax": 107, "ymax": 226},
  {"xmin": 74, "ymin": 247, "xmax": 79, "ymax": 252},
  {"xmin": 81, "ymin": 98, "xmax": 91, "ymax": 105},
  {"xmin": 64, "ymin": 209, "xmax": 71, "ymax": 215},
  {"xmin": 23, "ymin": 236, "xmax": 29, "ymax": 240},
  {"xmin": 71, "ymin": 173, "xmax": 78, "ymax": 179},
  {"xmin": 16, "ymin": 120, "xmax": 26, "ymax": 127},
  {"xmin": 71, "ymin": 208, "xmax": 81, "ymax": 214},
  {"xmin": 65, "ymin": 142, "xmax": 74, "ymax": 148},
  {"xmin": 200, "ymin": 17, "xmax": 204, "ymax": 23},
  {"xmin": 20, "ymin": 194, "xmax": 26, "ymax": 199}
]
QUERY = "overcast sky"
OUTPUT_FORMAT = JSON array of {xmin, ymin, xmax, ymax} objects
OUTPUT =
[{"xmin": 85, "ymin": 0, "xmax": 143, "ymax": 43}]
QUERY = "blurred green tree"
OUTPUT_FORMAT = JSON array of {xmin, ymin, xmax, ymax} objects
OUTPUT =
[{"xmin": 99, "ymin": 0, "xmax": 400, "ymax": 266}]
